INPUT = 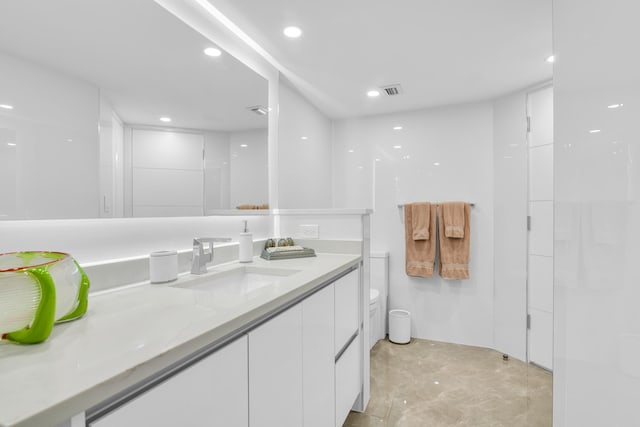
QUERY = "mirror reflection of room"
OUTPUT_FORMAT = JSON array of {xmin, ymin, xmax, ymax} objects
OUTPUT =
[{"xmin": 0, "ymin": 0, "xmax": 268, "ymax": 220}]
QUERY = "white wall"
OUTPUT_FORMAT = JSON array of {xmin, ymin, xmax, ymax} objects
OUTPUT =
[
  {"xmin": 492, "ymin": 91, "xmax": 528, "ymax": 361},
  {"xmin": 229, "ymin": 128, "xmax": 268, "ymax": 208},
  {"xmin": 554, "ymin": 0, "xmax": 640, "ymax": 425},
  {"xmin": 278, "ymin": 81, "xmax": 333, "ymax": 209},
  {"xmin": 0, "ymin": 51, "xmax": 100, "ymax": 219},
  {"xmin": 332, "ymin": 103, "xmax": 495, "ymax": 347},
  {"xmin": 204, "ymin": 130, "xmax": 230, "ymax": 211}
]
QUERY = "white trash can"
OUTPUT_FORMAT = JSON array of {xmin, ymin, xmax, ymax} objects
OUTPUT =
[{"xmin": 389, "ymin": 309, "xmax": 411, "ymax": 344}]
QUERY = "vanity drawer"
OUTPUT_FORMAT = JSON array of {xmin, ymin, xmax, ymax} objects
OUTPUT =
[
  {"xmin": 334, "ymin": 269, "xmax": 359, "ymax": 355},
  {"xmin": 335, "ymin": 334, "xmax": 361, "ymax": 427}
]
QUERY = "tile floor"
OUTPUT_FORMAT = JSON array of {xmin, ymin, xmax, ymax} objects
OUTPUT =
[{"xmin": 344, "ymin": 338, "xmax": 552, "ymax": 427}]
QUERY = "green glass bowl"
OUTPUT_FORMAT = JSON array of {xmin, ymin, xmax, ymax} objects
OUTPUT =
[{"xmin": 0, "ymin": 251, "xmax": 90, "ymax": 344}]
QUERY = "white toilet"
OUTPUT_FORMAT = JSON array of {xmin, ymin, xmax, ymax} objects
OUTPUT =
[
  {"xmin": 369, "ymin": 252, "xmax": 389, "ymax": 349},
  {"xmin": 369, "ymin": 288, "xmax": 380, "ymax": 350}
]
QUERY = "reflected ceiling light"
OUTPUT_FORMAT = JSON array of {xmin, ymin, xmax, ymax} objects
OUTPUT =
[
  {"xmin": 367, "ymin": 90, "xmax": 380, "ymax": 97},
  {"xmin": 300, "ymin": 136, "xmax": 308, "ymax": 140},
  {"xmin": 375, "ymin": 158, "xmax": 381, "ymax": 162},
  {"xmin": 203, "ymin": 47, "xmax": 222, "ymax": 57},
  {"xmin": 66, "ymin": 139, "xmax": 73, "ymax": 142},
  {"xmin": 393, "ymin": 126, "xmax": 403, "ymax": 130},
  {"xmin": 402, "ymin": 155, "xmax": 411, "ymax": 160},
  {"xmin": 347, "ymin": 149, "xmax": 354, "ymax": 153},
  {"xmin": 393, "ymin": 145, "xmax": 402, "ymax": 149},
  {"xmin": 545, "ymin": 55, "xmax": 555, "ymax": 63},
  {"xmin": 607, "ymin": 103, "xmax": 623, "ymax": 109},
  {"xmin": 433, "ymin": 162, "xmax": 440, "ymax": 166},
  {"xmin": 283, "ymin": 26, "xmax": 302, "ymax": 38},
  {"xmin": 240, "ymin": 144, "xmax": 248, "ymax": 148},
  {"xmin": 589, "ymin": 129, "xmax": 601, "ymax": 133},
  {"xmin": 160, "ymin": 117, "xmax": 172, "ymax": 123},
  {"xmin": 0, "ymin": 104, "xmax": 13, "ymax": 110},
  {"xmin": 357, "ymin": 166, "xmax": 364, "ymax": 170},
  {"xmin": 7, "ymin": 142, "xmax": 16, "ymax": 147}
]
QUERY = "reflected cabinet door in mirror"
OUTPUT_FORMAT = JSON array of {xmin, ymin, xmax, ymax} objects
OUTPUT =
[{"xmin": 0, "ymin": 0, "xmax": 268, "ymax": 220}]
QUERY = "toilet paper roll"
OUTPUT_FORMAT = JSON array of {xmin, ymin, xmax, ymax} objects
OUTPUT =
[{"xmin": 149, "ymin": 250, "xmax": 178, "ymax": 283}]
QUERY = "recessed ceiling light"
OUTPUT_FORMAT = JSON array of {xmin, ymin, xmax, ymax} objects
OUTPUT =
[
  {"xmin": 393, "ymin": 145, "xmax": 402, "ymax": 149},
  {"xmin": 7, "ymin": 142, "xmax": 16, "ymax": 147},
  {"xmin": 301, "ymin": 136, "xmax": 308, "ymax": 140},
  {"xmin": 607, "ymin": 103, "xmax": 623, "ymax": 109},
  {"xmin": 589, "ymin": 129, "xmax": 601, "ymax": 133},
  {"xmin": 240, "ymin": 144, "xmax": 248, "ymax": 148},
  {"xmin": 0, "ymin": 104, "xmax": 14, "ymax": 110},
  {"xmin": 283, "ymin": 26, "xmax": 302, "ymax": 38},
  {"xmin": 204, "ymin": 47, "xmax": 222, "ymax": 57},
  {"xmin": 348, "ymin": 149, "xmax": 354, "ymax": 153},
  {"xmin": 545, "ymin": 55, "xmax": 555, "ymax": 63},
  {"xmin": 247, "ymin": 105, "xmax": 270, "ymax": 116},
  {"xmin": 433, "ymin": 162, "xmax": 440, "ymax": 166},
  {"xmin": 357, "ymin": 166, "xmax": 364, "ymax": 170},
  {"xmin": 375, "ymin": 158, "xmax": 381, "ymax": 162},
  {"xmin": 402, "ymin": 155, "xmax": 411, "ymax": 160},
  {"xmin": 393, "ymin": 126, "xmax": 403, "ymax": 130},
  {"xmin": 367, "ymin": 90, "xmax": 380, "ymax": 98},
  {"xmin": 66, "ymin": 139, "xmax": 73, "ymax": 143},
  {"xmin": 160, "ymin": 117, "xmax": 172, "ymax": 123}
]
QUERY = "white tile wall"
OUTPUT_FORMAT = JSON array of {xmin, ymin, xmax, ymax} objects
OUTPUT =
[
  {"xmin": 554, "ymin": 1, "xmax": 640, "ymax": 424},
  {"xmin": 278, "ymin": 82, "xmax": 333, "ymax": 209},
  {"xmin": 333, "ymin": 103, "xmax": 495, "ymax": 348},
  {"xmin": 229, "ymin": 129, "xmax": 268, "ymax": 208},
  {"xmin": 0, "ymin": 51, "xmax": 100, "ymax": 219}
]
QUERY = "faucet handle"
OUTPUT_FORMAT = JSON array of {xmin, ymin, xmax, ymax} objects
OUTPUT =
[{"xmin": 191, "ymin": 237, "xmax": 232, "ymax": 275}]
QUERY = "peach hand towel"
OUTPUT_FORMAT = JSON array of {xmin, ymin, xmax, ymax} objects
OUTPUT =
[
  {"xmin": 411, "ymin": 202, "xmax": 432, "ymax": 240},
  {"xmin": 405, "ymin": 203, "xmax": 437, "ymax": 277},
  {"xmin": 438, "ymin": 202, "xmax": 471, "ymax": 279},
  {"xmin": 442, "ymin": 201, "xmax": 466, "ymax": 238}
]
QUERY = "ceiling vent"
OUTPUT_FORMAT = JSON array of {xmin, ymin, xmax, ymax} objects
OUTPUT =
[
  {"xmin": 247, "ymin": 105, "xmax": 270, "ymax": 116},
  {"xmin": 380, "ymin": 84, "xmax": 403, "ymax": 96}
]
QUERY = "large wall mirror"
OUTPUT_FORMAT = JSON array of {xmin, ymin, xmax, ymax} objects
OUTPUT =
[{"xmin": 0, "ymin": 0, "xmax": 268, "ymax": 220}]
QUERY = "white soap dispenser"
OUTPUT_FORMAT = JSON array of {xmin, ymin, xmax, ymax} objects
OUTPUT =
[{"xmin": 239, "ymin": 220, "xmax": 253, "ymax": 263}]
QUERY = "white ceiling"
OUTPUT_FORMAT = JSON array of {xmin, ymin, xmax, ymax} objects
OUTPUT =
[
  {"xmin": 0, "ymin": 0, "xmax": 268, "ymax": 132},
  {"xmin": 207, "ymin": 0, "xmax": 553, "ymax": 119}
]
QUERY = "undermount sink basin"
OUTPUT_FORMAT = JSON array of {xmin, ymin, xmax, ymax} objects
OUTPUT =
[{"xmin": 172, "ymin": 265, "xmax": 300, "ymax": 294}]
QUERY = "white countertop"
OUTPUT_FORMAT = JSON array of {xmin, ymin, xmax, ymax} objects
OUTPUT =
[{"xmin": 0, "ymin": 253, "xmax": 361, "ymax": 427}]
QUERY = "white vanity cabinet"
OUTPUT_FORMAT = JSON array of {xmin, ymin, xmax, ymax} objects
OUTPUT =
[
  {"xmin": 87, "ymin": 265, "xmax": 362, "ymax": 427},
  {"xmin": 248, "ymin": 304, "xmax": 303, "ymax": 427},
  {"xmin": 302, "ymin": 283, "xmax": 336, "ymax": 427},
  {"xmin": 90, "ymin": 336, "xmax": 248, "ymax": 427}
]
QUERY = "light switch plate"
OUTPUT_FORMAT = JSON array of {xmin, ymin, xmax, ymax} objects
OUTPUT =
[{"xmin": 299, "ymin": 224, "xmax": 319, "ymax": 239}]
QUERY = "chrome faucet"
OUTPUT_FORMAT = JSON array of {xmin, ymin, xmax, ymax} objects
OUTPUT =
[{"xmin": 191, "ymin": 237, "xmax": 232, "ymax": 274}]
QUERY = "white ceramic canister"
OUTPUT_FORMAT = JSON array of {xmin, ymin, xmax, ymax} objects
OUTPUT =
[{"xmin": 149, "ymin": 250, "xmax": 178, "ymax": 283}]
